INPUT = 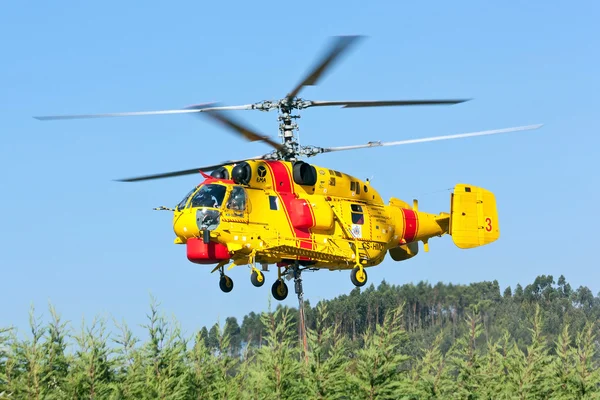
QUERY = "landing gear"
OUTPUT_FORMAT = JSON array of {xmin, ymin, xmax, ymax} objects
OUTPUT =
[
  {"xmin": 271, "ymin": 264, "xmax": 289, "ymax": 300},
  {"xmin": 219, "ymin": 274, "xmax": 234, "ymax": 292},
  {"xmin": 271, "ymin": 280, "xmax": 288, "ymax": 300},
  {"xmin": 350, "ymin": 265, "xmax": 368, "ymax": 287},
  {"xmin": 251, "ymin": 269, "xmax": 265, "ymax": 287}
]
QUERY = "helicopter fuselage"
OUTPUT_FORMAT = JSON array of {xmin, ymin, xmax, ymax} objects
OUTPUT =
[{"xmin": 171, "ymin": 159, "xmax": 450, "ymax": 272}]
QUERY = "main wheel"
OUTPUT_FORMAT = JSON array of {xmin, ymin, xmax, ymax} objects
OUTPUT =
[
  {"xmin": 251, "ymin": 269, "xmax": 265, "ymax": 287},
  {"xmin": 271, "ymin": 280, "xmax": 288, "ymax": 301},
  {"xmin": 219, "ymin": 275, "xmax": 234, "ymax": 293},
  {"xmin": 350, "ymin": 266, "xmax": 367, "ymax": 287}
]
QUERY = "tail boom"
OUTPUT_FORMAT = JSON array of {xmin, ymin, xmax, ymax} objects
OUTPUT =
[{"xmin": 387, "ymin": 183, "xmax": 499, "ymax": 260}]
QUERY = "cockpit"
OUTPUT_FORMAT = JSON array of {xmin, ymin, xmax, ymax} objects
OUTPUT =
[
  {"xmin": 172, "ymin": 182, "xmax": 251, "ymax": 243},
  {"xmin": 175, "ymin": 183, "xmax": 249, "ymax": 213},
  {"xmin": 176, "ymin": 184, "xmax": 228, "ymax": 211}
]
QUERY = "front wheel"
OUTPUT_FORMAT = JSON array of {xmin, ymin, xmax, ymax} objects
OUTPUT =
[
  {"xmin": 251, "ymin": 269, "xmax": 265, "ymax": 287},
  {"xmin": 350, "ymin": 266, "xmax": 367, "ymax": 287},
  {"xmin": 219, "ymin": 275, "xmax": 234, "ymax": 293},
  {"xmin": 271, "ymin": 280, "xmax": 288, "ymax": 301}
]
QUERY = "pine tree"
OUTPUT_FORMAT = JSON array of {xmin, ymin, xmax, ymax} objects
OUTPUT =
[
  {"xmin": 408, "ymin": 330, "xmax": 456, "ymax": 399},
  {"xmin": 350, "ymin": 303, "xmax": 411, "ymax": 399},
  {"xmin": 571, "ymin": 321, "xmax": 600, "ymax": 398},
  {"xmin": 63, "ymin": 316, "xmax": 115, "ymax": 399},
  {"xmin": 304, "ymin": 301, "xmax": 353, "ymax": 399},
  {"xmin": 246, "ymin": 306, "xmax": 305, "ymax": 400},
  {"xmin": 200, "ymin": 320, "xmax": 242, "ymax": 399},
  {"xmin": 39, "ymin": 304, "xmax": 69, "ymax": 399},
  {"xmin": 503, "ymin": 304, "xmax": 552, "ymax": 399},
  {"xmin": 447, "ymin": 312, "xmax": 485, "ymax": 398},
  {"xmin": 548, "ymin": 323, "xmax": 578, "ymax": 399},
  {"xmin": 0, "ymin": 326, "xmax": 13, "ymax": 398},
  {"xmin": 187, "ymin": 328, "xmax": 217, "ymax": 399},
  {"xmin": 110, "ymin": 318, "xmax": 146, "ymax": 399},
  {"xmin": 9, "ymin": 305, "xmax": 46, "ymax": 399},
  {"xmin": 139, "ymin": 297, "xmax": 190, "ymax": 399}
]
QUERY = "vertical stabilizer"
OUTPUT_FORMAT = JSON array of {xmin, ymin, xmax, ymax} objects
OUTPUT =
[{"xmin": 450, "ymin": 184, "xmax": 500, "ymax": 249}]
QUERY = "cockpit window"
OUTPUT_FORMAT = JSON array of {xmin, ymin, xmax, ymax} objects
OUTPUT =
[
  {"xmin": 190, "ymin": 184, "xmax": 227, "ymax": 208},
  {"xmin": 176, "ymin": 187, "xmax": 197, "ymax": 210},
  {"xmin": 226, "ymin": 186, "xmax": 247, "ymax": 212}
]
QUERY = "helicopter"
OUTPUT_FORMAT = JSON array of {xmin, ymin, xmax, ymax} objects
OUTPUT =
[{"xmin": 34, "ymin": 35, "xmax": 542, "ymax": 301}]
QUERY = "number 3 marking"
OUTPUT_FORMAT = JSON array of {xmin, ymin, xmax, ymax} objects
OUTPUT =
[{"xmin": 485, "ymin": 217, "xmax": 492, "ymax": 232}]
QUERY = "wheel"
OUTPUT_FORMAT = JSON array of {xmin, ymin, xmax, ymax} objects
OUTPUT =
[
  {"xmin": 271, "ymin": 280, "xmax": 288, "ymax": 301},
  {"xmin": 250, "ymin": 269, "xmax": 265, "ymax": 287},
  {"xmin": 219, "ymin": 275, "xmax": 234, "ymax": 293},
  {"xmin": 350, "ymin": 266, "xmax": 367, "ymax": 287}
]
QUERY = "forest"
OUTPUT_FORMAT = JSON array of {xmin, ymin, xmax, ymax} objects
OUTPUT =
[{"xmin": 1, "ymin": 274, "xmax": 599, "ymax": 399}]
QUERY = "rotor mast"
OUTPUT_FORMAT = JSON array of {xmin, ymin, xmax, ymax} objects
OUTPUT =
[
  {"xmin": 278, "ymin": 99, "xmax": 300, "ymax": 144},
  {"xmin": 279, "ymin": 100, "xmax": 300, "ymax": 160},
  {"xmin": 251, "ymin": 97, "xmax": 312, "ymax": 161}
]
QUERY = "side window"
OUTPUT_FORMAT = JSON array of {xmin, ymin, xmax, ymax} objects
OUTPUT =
[
  {"xmin": 351, "ymin": 204, "xmax": 364, "ymax": 225},
  {"xmin": 226, "ymin": 186, "xmax": 247, "ymax": 213},
  {"xmin": 269, "ymin": 195, "xmax": 279, "ymax": 210}
]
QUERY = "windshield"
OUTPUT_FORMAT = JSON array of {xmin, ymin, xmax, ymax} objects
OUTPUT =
[
  {"xmin": 190, "ymin": 184, "xmax": 227, "ymax": 208},
  {"xmin": 176, "ymin": 187, "xmax": 197, "ymax": 210}
]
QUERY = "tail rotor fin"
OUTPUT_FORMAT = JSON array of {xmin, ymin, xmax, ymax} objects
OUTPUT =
[{"xmin": 449, "ymin": 184, "xmax": 500, "ymax": 249}]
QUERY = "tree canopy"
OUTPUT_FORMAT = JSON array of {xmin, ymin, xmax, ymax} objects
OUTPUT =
[{"xmin": 1, "ymin": 274, "xmax": 599, "ymax": 398}]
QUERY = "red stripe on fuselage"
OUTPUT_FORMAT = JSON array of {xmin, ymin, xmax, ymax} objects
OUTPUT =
[
  {"xmin": 401, "ymin": 208, "xmax": 418, "ymax": 243},
  {"xmin": 266, "ymin": 161, "xmax": 293, "ymax": 193},
  {"xmin": 264, "ymin": 161, "xmax": 313, "ymax": 253}
]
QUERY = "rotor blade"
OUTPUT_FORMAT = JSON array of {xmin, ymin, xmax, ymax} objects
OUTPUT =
[
  {"xmin": 115, "ymin": 156, "xmax": 265, "ymax": 182},
  {"xmin": 32, "ymin": 103, "xmax": 253, "ymax": 121},
  {"xmin": 319, "ymin": 124, "xmax": 543, "ymax": 153},
  {"xmin": 305, "ymin": 99, "xmax": 470, "ymax": 108},
  {"xmin": 192, "ymin": 108, "xmax": 284, "ymax": 152},
  {"xmin": 286, "ymin": 35, "xmax": 365, "ymax": 102}
]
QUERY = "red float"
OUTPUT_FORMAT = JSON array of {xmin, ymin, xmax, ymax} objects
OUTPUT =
[{"xmin": 186, "ymin": 238, "xmax": 230, "ymax": 264}]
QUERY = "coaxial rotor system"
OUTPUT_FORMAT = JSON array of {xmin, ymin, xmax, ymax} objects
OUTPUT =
[{"xmin": 34, "ymin": 35, "xmax": 542, "ymax": 182}]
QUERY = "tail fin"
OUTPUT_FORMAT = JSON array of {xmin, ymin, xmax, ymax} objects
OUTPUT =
[{"xmin": 450, "ymin": 184, "xmax": 499, "ymax": 249}]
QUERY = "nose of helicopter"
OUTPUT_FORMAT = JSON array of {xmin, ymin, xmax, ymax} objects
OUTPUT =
[
  {"xmin": 173, "ymin": 208, "xmax": 221, "ymax": 242},
  {"xmin": 172, "ymin": 210, "xmax": 199, "ymax": 241}
]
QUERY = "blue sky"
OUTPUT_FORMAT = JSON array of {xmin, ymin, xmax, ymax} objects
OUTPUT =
[{"xmin": 1, "ymin": 1, "xmax": 598, "ymax": 340}]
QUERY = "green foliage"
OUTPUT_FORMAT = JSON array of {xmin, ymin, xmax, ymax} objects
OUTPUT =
[
  {"xmin": 351, "ymin": 304, "xmax": 411, "ymax": 399},
  {"xmin": 304, "ymin": 302, "xmax": 352, "ymax": 399},
  {"xmin": 245, "ymin": 306, "xmax": 305, "ymax": 400},
  {"xmin": 0, "ymin": 274, "xmax": 599, "ymax": 398}
]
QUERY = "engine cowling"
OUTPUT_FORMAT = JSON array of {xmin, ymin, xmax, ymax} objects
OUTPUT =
[{"xmin": 231, "ymin": 162, "xmax": 252, "ymax": 185}]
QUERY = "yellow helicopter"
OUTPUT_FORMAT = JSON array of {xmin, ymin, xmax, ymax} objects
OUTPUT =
[{"xmin": 34, "ymin": 35, "xmax": 542, "ymax": 301}]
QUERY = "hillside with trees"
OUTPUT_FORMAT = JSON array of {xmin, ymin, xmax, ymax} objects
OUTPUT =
[{"xmin": 1, "ymin": 274, "xmax": 599, "ymax": 398}]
